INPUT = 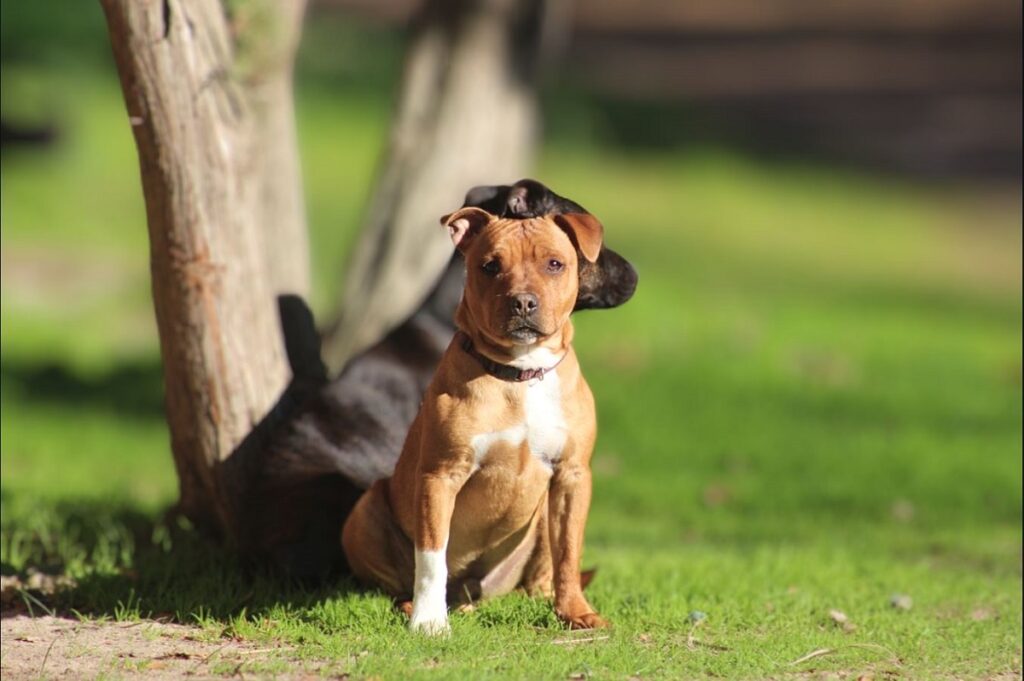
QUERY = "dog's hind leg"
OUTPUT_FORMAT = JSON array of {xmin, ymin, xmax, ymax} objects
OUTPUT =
[
  {"xmin": 518, "ymin": 492, "xmax": 554, "ymax": 598},
  {"xmin": 341, "ymin": 479, "xmax": 414, "ymax": 599}
]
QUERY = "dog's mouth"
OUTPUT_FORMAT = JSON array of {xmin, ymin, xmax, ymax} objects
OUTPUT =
[{"xmin": 504, "ymin": 321, "xmax": 547, "ymax": 343}]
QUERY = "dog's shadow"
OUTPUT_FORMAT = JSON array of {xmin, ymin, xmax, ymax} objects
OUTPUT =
[
  {"xmin": 0, "ymin": 489, "xmax": 367, "ymax": 624},
  {"xmin": 0, "ymin": 294, "xmax": 371, "ymax": 625}
]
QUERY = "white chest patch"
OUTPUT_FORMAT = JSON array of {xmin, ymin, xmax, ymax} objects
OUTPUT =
[{"xmin": 470, "ymin": 369, "xmax": 567, "ymax": 471}]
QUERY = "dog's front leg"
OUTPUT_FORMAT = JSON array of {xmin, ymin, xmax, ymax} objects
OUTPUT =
[
  {"xmin": 548, "ymin": 464, "xmax": 608, "ymax": 629},
  {"xmin": 410, "ymin": 465, "xmax": 469, "ymax": 635}
]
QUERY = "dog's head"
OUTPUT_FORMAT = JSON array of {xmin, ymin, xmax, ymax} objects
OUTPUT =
[
  {"xmin": 442, "ymin": 207, "xmax": 602, "ymax": 347},
  {"xmin": 462, "ymin": 179, "xmax": 637, "ymax": 312}
]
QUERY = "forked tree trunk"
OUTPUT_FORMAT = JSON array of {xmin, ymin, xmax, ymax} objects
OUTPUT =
[
  {"xmin": 321, "ymin": 0, "xmax": 555, "ymax": 372},
  {"xmin": 100, "ymin": 0, "xmax": 308, "ymax": 539},
  {"xmin": 102, "ymin": 0, "xmax": 557, "ymax": 548}
]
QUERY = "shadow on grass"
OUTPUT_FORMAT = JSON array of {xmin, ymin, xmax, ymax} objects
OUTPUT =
[
  {"xmin": 0, "ymin": 491, "xmax": 361, "ymax": 625},
  {"xmin": 0, "ymin": 359, "xmax": 165, "ymax": 419}
]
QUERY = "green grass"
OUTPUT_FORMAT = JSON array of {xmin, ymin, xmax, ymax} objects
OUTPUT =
[{"xmin": 2, "ymin": 26, "xmax": 1022, "ymax": 680}]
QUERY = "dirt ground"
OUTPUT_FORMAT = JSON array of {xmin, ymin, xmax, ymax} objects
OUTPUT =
[{"xmin": 0, "ymin": 615, "xmax": 333, "ymax": 680}]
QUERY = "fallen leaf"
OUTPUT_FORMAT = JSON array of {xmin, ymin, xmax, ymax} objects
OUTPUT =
[
  {"xmin": 889, "ymin": 594, "xmax": 913, "ymax": 611},
  {"xmin": 828, "ymin": 609, "xmax": 857, "ymax": 633}
]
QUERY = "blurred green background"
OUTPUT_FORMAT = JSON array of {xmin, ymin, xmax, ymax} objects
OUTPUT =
[{"xmin": 1, "ymin": 1, "xmax": 1021, "ymax": 678}]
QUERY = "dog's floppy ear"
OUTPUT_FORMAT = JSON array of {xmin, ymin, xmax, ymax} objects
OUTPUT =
[
  {"xmin": 441, "ymin": 207, "xmax": 494, "ymax": 251},
  {"xmin": 575, "ymin": 246, "xmax": 638, "ymax": 311},
  {"xmin": 554, "ymin": 213, "xmax": 603, "ymax": 263},
  {"xmin": 462, "ymin": 184, "xmax": 508, "ymax": 214}
]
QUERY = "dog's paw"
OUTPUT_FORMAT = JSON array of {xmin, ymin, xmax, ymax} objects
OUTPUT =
[
  {"xmin": 409, "ymin": 599, "xmax": 450, "ymax": 636},
  {"xmin": 561, "ymin": 611, "xmax": 609, "ymax": 630},
  {"xmin": 409, "ymin": 614, "xmax": 451, "ymax": 636}
]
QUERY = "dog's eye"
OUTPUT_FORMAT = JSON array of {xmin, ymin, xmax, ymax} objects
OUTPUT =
[
  {"xmin": 547, "ymin": 259, "xmax": 564, "ymax": 273},
  {"xmin": 482, "ymin": 259, "xmax": 501, "ymax": 276}
]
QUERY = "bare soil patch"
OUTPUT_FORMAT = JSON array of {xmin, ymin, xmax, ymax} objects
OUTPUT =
[{"xmin": 1, "ymin": 615, "xmax": 325, "ymax": 680}]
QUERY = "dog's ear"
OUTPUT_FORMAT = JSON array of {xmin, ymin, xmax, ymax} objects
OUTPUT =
[
  {"xmin": 554, "ymin": 213, "xmax": 603, "ymax": 263},
  {"xmin": 575, "ymin": 246, "xmax": 638, "ymax": 311},
  {"xmin": 462, "ymin": 185, "xmax": 509, "ymax": 214},
  {"xmin": 441, "ymin": 207, "xmax": 494, "ymax": 251}
]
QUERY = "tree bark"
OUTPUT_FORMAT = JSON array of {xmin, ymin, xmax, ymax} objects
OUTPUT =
[
  {"xmin": 321, "ymin": 0, "xmax": 555, "ymax": 373},
  {"xmin": 100, "ymin": 0, "xmax": 308, "ymax": 538}
]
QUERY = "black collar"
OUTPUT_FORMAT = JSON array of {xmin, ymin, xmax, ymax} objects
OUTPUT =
[{"xmin": 457, "ymin": 331, "xmax": 565, "ymax": 382}]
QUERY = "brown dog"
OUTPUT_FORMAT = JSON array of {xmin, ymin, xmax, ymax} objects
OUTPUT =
[{"xmin": 341, "ymin": 206, "xmax": 608, "ymax": 634}]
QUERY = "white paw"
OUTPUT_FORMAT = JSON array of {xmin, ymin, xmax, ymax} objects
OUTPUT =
[
  {"xmin": 411, "ymin": 547, "xmax": 450, "ymax": 636},
  {"xmin": 409, "ymin": 600, "xmax": 450, "ymax": 636}
]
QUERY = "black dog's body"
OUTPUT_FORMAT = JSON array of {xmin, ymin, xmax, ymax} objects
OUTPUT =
[
  {"xmin": 236, "ymin": 263, "xmax": 461, "ymax": 577},
  {"xmin": 236, "ymin": 180, "xmax": 637, "ymax": 579}
]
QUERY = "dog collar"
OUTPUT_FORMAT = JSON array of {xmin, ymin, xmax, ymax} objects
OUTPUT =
[{"xmin": 457, "ymin": 331, "xmax": 565, "ymax": 382}]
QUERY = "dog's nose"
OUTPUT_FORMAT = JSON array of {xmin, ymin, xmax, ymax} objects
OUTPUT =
[{"xmin": 511, "ymin": 293, "xmax": 539, "ymax": 316}]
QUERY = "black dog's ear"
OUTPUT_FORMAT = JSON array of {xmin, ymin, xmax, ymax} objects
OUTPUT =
[
  {"xmin": 575, "ymin": 246, "xmax": 639, "ymax": 311},
  {"xmin": 510, "ymin": 178, "xmax": 588, "ymax": 216},
  {"xmin": 463, "ymin": 184, "xmax": 511, "ymax": 215},
  {"xmin": 441, "ymin": 207, "xmax": 494, "ymax": 252}
]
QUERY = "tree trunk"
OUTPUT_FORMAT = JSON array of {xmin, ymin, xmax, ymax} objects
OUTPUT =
[
  {"xmin": 321, "ymin": 0, "xmax": 554, "ymax": 373},
  {"xmin": 100, "ymin": 0, "xmax": 308, "ymax": 539}
]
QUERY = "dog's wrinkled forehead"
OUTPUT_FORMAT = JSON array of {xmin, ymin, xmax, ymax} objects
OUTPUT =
[
  {"xmin": 477, "ymin": 217, "xmax": 575, "ymax": 257},
  {"xmin": 443, "ymin": 208, "xmax": 602, "ymax": 264}
]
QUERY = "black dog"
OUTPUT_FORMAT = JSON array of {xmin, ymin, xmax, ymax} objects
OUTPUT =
[{"xmin": 234, "ymin": 180, "xmax": 638, "ymax": 579}]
